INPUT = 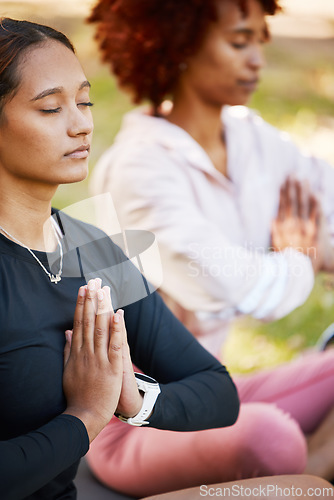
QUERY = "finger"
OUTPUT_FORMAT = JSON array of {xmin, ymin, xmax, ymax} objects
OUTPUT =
[
  {"xmin": 105, "ymin": 286, "xmax": 114, "ymax": 315},
  {"xmin": 97, "ymin": 285, "xmax": 113, "ymax": 315},
  {"xmin": 82, "ymin": 279, "xmax": 99, "ymax": 350},
  {"xmin": 288, "ymin": 178, "xmax": 298, "ymax": 218},
  {"xmin": 65, "ymin": 329, "xmax": 73, "ymax": 343},
  {"xmin": 308, "ymin": 195, "xmax": 321, "ymax": 246},
  {"xmin": 106, "ymin": 286, "xmax": 115, "ymax": 329},
  {"xmin": 118, "ymin": 309, "xmax": 125, "ymax": 337},
  {"xmin": 309, "ymin": 194, "xmax": 319, "ymax": 222},
  {"xmin": 71, "ymin": 285, "xmax": 87, "ymax": 351},
  {"xmin": 295, "ymin": 180, "xmax": 303, "ymax": 220},
  {"xmin": 94, "ymin": 286, "xmax": 112, "ymax": 355},
  {"xmin": 284, "ymin": 178, "xmax": 292, "ymax": 218},
  {"xmin": 114, "ymin": 310, "xmax": 143, "ymax": 417},
  {"xmin": 309, "ymin": 197, "xmax": 320, "ymax": 259},
  {"xmin": 118, "ymin": 310, "xmax": 132, "ymax": 368},
  {"xmin": 63, "ymin": 330, "xmax": 73, "ymax": 366},
  {"xmin": 108, "ymin": 310, "xmax": 123, "ymax": 367},
  {"xmin": 299, "ymin": 180, "xmax": 310, "ymax": 220},
  {"xmin": 277, "ymin": 183, "xmax": 287, "ymax": 221},
  {"xmin": 271, "ymin": 219, "xmax": 280, "ymax": 251},
  {"xmin": 95, "ymin": 277, "xmax": 102, "ymax": 291},
  {"xmin": 115, "ymin": 310, "xmax": 131, "ymax": 369},
  {"xmin": 115, "ymin": 309, "xmax": 127, "ymax": 350}
]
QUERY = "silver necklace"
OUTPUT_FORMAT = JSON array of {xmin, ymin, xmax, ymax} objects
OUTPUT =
[{"xmin": 0, "ymin": 218, "xmax": 63, "ymax": 284}]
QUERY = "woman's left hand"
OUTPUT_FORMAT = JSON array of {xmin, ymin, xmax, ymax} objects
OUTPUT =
[{"xmin": 112, "ymin": 309, "xmax": 144, "ymax": 418}]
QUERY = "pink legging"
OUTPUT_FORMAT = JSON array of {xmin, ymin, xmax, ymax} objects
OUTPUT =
[{"xmin": 86, "ymin": 350, "xmax": 334, "ymax": 498}]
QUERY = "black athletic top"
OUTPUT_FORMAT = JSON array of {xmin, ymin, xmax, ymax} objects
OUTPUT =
[{"xmin": 0, "ymin": 211, "xmax": 239, "ymax": 500}]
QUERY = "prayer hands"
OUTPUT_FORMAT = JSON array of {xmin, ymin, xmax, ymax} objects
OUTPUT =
[
  {"xmin": 271, "ymin": 178, "xmax": 321, "ymax": 272},
  {"xmin": 62, "ymin": 278, "xmax": 143, "ymax": 442}
]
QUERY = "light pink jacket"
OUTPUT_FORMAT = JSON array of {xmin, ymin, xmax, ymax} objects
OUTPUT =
[{"xmin": 90, "ymin": 106, "xmax": 334, "ymax": 353}]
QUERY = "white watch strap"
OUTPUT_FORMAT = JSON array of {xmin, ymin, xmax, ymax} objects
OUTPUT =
[{"xmin": 116, "ymin": 373, "xmax": 161, "ymax": 426}]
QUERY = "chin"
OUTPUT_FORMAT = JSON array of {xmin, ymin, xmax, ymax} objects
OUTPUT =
[
  {"xmin": 225, "ymin": 95, "xmax": 252, "ymax": 107},
  {"xmin": 60, "ymin": 164, "xmax": 89, "ymax": 184}
]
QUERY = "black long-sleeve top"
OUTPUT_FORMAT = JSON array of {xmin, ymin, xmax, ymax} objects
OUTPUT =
[{"xmin": 0, "ymin": 210, "xmax": 239, "ymax": 499}]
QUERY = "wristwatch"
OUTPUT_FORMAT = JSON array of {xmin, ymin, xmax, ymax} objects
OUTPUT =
[{"xmin": 116, "ymin": 373, "xmax": 161, "ymax": 426}]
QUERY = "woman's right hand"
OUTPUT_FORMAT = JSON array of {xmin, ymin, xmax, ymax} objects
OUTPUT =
[
  {"xmin": 62, "ymin": 278, "xmax": 123, "ymax": 442},
  {"xmin": 271, "ymin": 178, "xmax": 322, "ymax": 272}
]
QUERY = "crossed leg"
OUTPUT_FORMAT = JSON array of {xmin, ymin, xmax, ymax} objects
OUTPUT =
[{"xmin": 86, "ymin": 350, "xmax": 334, "ymax": 497}]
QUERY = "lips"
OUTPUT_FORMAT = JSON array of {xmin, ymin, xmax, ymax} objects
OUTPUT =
[
  {"xmin": 237, "ymin": 79, "xmax": 259, "ymax": 91},
  {"xmin": 64, "ymin": 144, "xmax": 90, "ymax": 159}
]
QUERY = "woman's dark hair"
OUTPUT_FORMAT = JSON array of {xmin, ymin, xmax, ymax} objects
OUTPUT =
[
  {"xmin": 89, "ymin": 0, "xmax": 281, "ymax": 108},
  {"xmin": 0, "ymin": 18, "xmax": 75, "ymax": 115}
]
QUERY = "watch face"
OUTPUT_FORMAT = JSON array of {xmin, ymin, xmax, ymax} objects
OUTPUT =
[{"xmin": 134, "ymin": 372, "xmax": 158, "ymax": 384}]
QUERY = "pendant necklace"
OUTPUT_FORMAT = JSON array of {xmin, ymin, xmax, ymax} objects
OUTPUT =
[{"xmin": 0, "ymin": 218, "xmax": 63, "ymax": 284}]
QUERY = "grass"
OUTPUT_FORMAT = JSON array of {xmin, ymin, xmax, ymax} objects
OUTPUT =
[{"xmin": 224, "ymin": 274, "xmax": 334, "ymax": 373}]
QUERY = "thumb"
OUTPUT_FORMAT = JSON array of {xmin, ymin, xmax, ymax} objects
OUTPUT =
[{"xmin": 64, "ymin": 330, "xmax": 73, "ymax": 366}]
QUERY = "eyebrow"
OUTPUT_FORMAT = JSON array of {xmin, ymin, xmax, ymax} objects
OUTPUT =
[
  {"xmin": 31, "ymin": 80, "xmax": 91, "ymax": 102},
  {"xmin": 230, "ymin": 24, "xmax": 270, "ymax": 40}
]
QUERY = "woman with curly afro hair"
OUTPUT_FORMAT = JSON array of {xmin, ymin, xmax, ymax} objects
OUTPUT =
[{"xmin": 87, "ymin": 0, "xmax": 334, "ymax": 496}]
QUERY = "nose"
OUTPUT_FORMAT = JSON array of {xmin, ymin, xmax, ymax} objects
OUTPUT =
[
  {"xmin": 248, "ymin": 44, "xmax": 265, "ymax": 70},
  {"xmin": 67, "ymin": 107, "xmax": 94, "ymax": 137}
]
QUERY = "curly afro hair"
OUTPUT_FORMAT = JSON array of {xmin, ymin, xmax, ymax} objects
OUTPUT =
[{"xmin": 88, "ymin": 0, "xmax": 281, "ymax": 108}]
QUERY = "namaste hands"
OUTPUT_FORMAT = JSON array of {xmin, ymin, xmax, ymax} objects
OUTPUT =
[
  {"xmin": 271, "ymin": 178, "xmax": 334, "ymax": 273},
  {"xmin": 62, "ymin": 278, "xmax": 143, "ymax": 442}
]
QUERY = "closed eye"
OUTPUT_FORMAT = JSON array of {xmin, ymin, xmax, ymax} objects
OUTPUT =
[
  {"xmin": 41, "ymin": 107, "xmax": 61, "ymax": 114},
  {"xmin": 232, "ymin": 43, "xmax": 248, "ymax": 49},
  {"xmin": 40, "ymin": 102, "xmax": 93, "ymax": 114},
  {"xmin": 78, "ymin": 102, "xmax": 94, "ymax": 107}
]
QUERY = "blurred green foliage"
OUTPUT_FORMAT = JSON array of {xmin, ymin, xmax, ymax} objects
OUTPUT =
[
  {"xmin": 252, "ymin": 40, "xmax": 334, "ymax": 133},
  {"xmin": 225, "ymin": 274, "xmax": 334, "ymax": 373}
]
